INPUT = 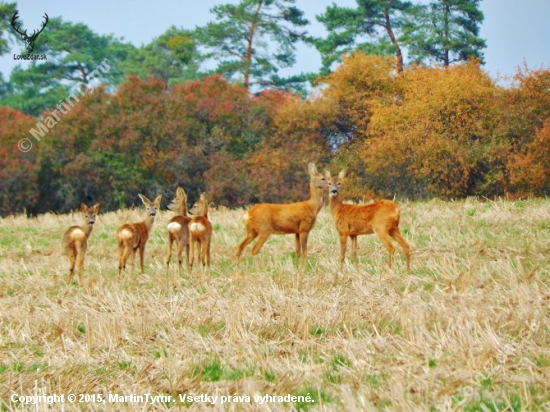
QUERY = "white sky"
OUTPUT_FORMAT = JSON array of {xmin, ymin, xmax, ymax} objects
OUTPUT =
[{"xmin": 1, "ymin": 0, "xmax": 549, "ymax": 82}]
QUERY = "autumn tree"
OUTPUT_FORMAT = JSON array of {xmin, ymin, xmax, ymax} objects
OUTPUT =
[
  {"xmin": 195, "ymin": 0, "xmax": 309, "ymax": 91},
  {"xmin": 499, "ymin": 66, "xmax": 550, "ymax": 196},
  {"xmin": 364, "ymin": 60, "xmax": 499, "ymax": 198},
  {"xmin": 0, "ymin": 107, "xmax": 40, "ymax": 215}
]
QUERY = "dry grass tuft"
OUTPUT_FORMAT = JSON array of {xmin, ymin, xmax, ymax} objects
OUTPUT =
[{"xmin": 1, "ymin": 198, "xmax": 549, "ymax": 410}]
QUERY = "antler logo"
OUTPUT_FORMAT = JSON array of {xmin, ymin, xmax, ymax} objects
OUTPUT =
[{"xmin": 11, "ymin": 10, "xmax": 49, "ymax": 54}]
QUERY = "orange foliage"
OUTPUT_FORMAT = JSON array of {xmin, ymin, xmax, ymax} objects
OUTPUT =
[
  {"xmin": 508, "ymin": 122, "xmax": 550, "ymax": 197},
  {"xmin": 320, "ymin": 53, "xmax": 399, "ymax": 137},
  {"xmin": 364, "ymin": 60, "xmax": 499, "ymax": 198}
]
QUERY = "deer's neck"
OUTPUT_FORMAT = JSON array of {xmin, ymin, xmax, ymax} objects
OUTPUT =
[
  {"xmin": 307, "ymin": 182, "xmax": 324, "ymax": 214},
  {"xmin": 328, "ymin": 194, "xmax": 342, "ymax": 217},
  {"xmin": 144, "ymin": 215, "xmax": 156, "ymax": 232},
  {"xmin": 83, "ymin": 222, "xmax": 94, "ymax": 237}
]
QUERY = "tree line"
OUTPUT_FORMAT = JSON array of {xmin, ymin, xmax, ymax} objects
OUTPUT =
[
  {"xmin": 0, "ymin": 0, "xmax": 485, "ymax": 115},
  {"xmin": 0, "ymin": 0, "xmax": 549, "ymax": 216}
]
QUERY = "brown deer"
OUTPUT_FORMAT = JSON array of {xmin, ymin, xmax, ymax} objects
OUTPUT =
[
  {"xmin": 236, "ymin": 163, "xmax": 329, "ymax": 265},
  {"xmin": 166, "ymin": 187, "xmax": 191, "ymax": 274},
  {"xmin": 326, "ymin": 170, "xmax": 410, "ymax": 271},
  {"xmin": 63, "ymin": 203, "xmax": 100, "ymax": 284},
  {"xmin": 116, "ymin": 194, "xmax": 162, "ymax": 276},
  {"xmin": 188, "ymin": 193, "xmax": 213, "ymax": 269}
]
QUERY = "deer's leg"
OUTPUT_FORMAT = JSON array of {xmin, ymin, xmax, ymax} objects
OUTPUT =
[
  {"xmin": 390, "ymin": 228, "xmax": 411, "ymax": 272},
  {"xmin": 294, "ymin": 233, "xmax": 301, "ymax": 260},
  {"xmin": 130, "ymin": 247, "xmax": 138, "ymax": 275},
  {"xmin": 139, "ymin": 245, "xmax": 146, "ymax": 274},
  {"xmin": 236, "ymin": 229, "xmax": 258, "ymax": 259},
  {"xmin": 76, "ymin": 242, "xmax": 87, "ymax": 285},
  {"xmin": 176, "ymin": 238, "xmax": 184, "ymax": 273},
  {"xmin": 166, "ymin": 236, "xmax": 173, "ymax": 274},
  {"xmin": 200, "ymin": 240, "xmax": 208, "ymax": 267},
  {"xmin": 350, "ymin": 236, "xmax": 358, "ymax": 262},
  {"xmin": 374, "ymin": 227, "xmax": 395, "ymax": 269},
  {"xmin": 184, "ymin": 244, "xmax": 190, "ymax": 271},
  {"xmin": 298, "ymin": 232, "xmax": 309, "ymax": 266},
  {"xmin": 251, "ymin": 233, "xmax": 270, "ymax": 255},
  {"xmin": 67, "ymin": 246, "xmax": 76, "ymax": 284},
  {"xmin": 206, "ymin": 239, "xmax": 211, "ymax": 268},
  {"xmin": 339, "ymin": 233, "xmax": 349, "ymax": 267},
  {"xmin": 189, "ymin": 239, "xmax": 195, "ymax": 269}
]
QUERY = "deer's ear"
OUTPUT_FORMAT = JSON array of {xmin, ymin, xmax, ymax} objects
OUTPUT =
[
  {"xmin": 308, "ymin": 163, "xmax": 318, "ymax": 176},
  {"xmin": 200, "ymin": 192, "xmax": 207, "ymax": 201},
  {"xmin": 324, "ymin": 170, "xmax": 331, "ymax": 179},
  {"xmin": 176, "ymin": 187, "xmax": 186, "ymax": 199},
  {"xmin": 80, "ymin": 203, "xmax": 88, "ymax": 213},
  {"xmin": 154, "ymin": 195, "xmax": 163, "ymax": 207},
  {"xmin": 338, "ymin": 169, "xmax": 347, "ymax": 180},
  {"xmin": 138, "ymin": 194, "xmax": 151, "ymax": 206},
  {"xmin": 92, "ymin": 203, "xmax": 100, "ymax": 213}
]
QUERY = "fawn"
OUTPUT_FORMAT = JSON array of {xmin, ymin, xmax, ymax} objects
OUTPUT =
[
  {"xmin": 116, "ymin": 194, "xmax": 162, "ymax": 276},
  {"xmin": 326, "ymin": 169, "xmax": 410, "ymax": 271},
  {"xmin": 166, "ymin": 187, "xmax": 191, "ymax": 274},
  {"xmin": 188, "ymin": 192, "xmax": 213, "ymax": 269},
  {"xmin": 63, "ymin": 203, "xmax": 100, "ymax": 284},
  {"xmin": 236, "ymin": 162, "xmax": 329, "ymax": 265}
]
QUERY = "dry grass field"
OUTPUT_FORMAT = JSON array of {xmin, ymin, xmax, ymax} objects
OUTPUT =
[{"xmin": 1, "ymin": 198, "xmax": 549, "ymax": 411}]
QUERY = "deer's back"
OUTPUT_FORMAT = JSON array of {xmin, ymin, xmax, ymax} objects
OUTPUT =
[
  {"xmin": 246, "ymin": 201, "xmax": 316, "ymax": 234},
  {"xmin": 117, "ymin": 222, "xmax": 149, "ymax": 247},
  {"xmin": 335, "ymin": 200, "xmax": 400, "ymax": 235}
]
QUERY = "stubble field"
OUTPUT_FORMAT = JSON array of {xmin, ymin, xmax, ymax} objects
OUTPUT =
[{"xmin": 0, "ymin": 198, "xmax": 549, "ymax": 411}]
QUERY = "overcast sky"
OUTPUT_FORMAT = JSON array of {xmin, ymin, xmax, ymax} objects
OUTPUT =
[{"xmin": 2, "ymin": 0, "xmax": 550, "ymax": 82}]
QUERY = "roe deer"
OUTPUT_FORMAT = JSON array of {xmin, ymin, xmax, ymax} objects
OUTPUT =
[
  {"xmin": 326, "ymin": 170, "xmax": 410, "ymax": 271},
  {"xmin": 116, "ymin": 194, "xmax": 162, "ymax": 276},
  {"xmin": 236, "ymin": 163, "xmax": 329, "ymax": 265},
  {"xmin": 63, "ymin": 203, "xmax": 100, "ymax": 284},
  {"xmin": 166, "ymin": 187, "xmax": 191, "ymax": 274},
  {"xmin": 188, "ymin": 192, "xmax": 212, "ymax": 269}
]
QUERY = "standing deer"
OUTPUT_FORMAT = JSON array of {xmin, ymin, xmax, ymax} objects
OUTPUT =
[
  {"xmin": 188, "ymin": 193, "xmax": 213, "ymax": 269},
  {"xmin": 63, "ymin": 203, "xmax": 100, "ymax": 284},
  {"xmin": 325, "ymin": 170, "xmax": 410, "ymax": 271},
  {"xmin": 236, "ymin": 163, "xmax": 329, "ymax": 265},
  {"xmin": 166, "ymin": 187, "xmax": 191, "ymax": 274},
  {"xmin": 116, "ymin": 194, "xmax": 162, "ymax": 276}
]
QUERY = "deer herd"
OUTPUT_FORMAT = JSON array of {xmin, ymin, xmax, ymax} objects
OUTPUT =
[{"xmin": 63, "ymin": 163, "xmax": 411, "ymax": 284}]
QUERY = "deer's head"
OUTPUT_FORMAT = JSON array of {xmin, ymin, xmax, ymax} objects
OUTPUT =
[{"xmin": 80, "ymin": 203, "xmax": 100, "ymax": 226}]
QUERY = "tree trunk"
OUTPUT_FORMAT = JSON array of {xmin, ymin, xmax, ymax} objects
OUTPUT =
[
  {"xmin": 384, "ymin": 10, "xmax": 404, "ymax": 74},
  {"xmin": 244, "ymin": 0, "xmax": 263, "ymax": 91}
]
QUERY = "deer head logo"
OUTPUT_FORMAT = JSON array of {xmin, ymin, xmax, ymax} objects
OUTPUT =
[{"xmin": 11, "ymin": 10, "xmax": 49, "ymax": 54}]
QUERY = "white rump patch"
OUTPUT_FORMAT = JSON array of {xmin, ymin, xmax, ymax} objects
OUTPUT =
[
  {"xmin": 243, "ymin": 212, "xmax": 249, "ymax": 222},
  {"xmin": 167, "ymin": 222, "xmax": 181, "ymax": 233},
  {"xmin": 189, "ymin": 222, "xmax": 206, "ymax": 232},
  {"xmin": 118, "ymin": 229, "xmax": 133, "ymax": 239},
  {"xmin": 72, "ymin": 228, "xmax": 85, "ymax": 239}
]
